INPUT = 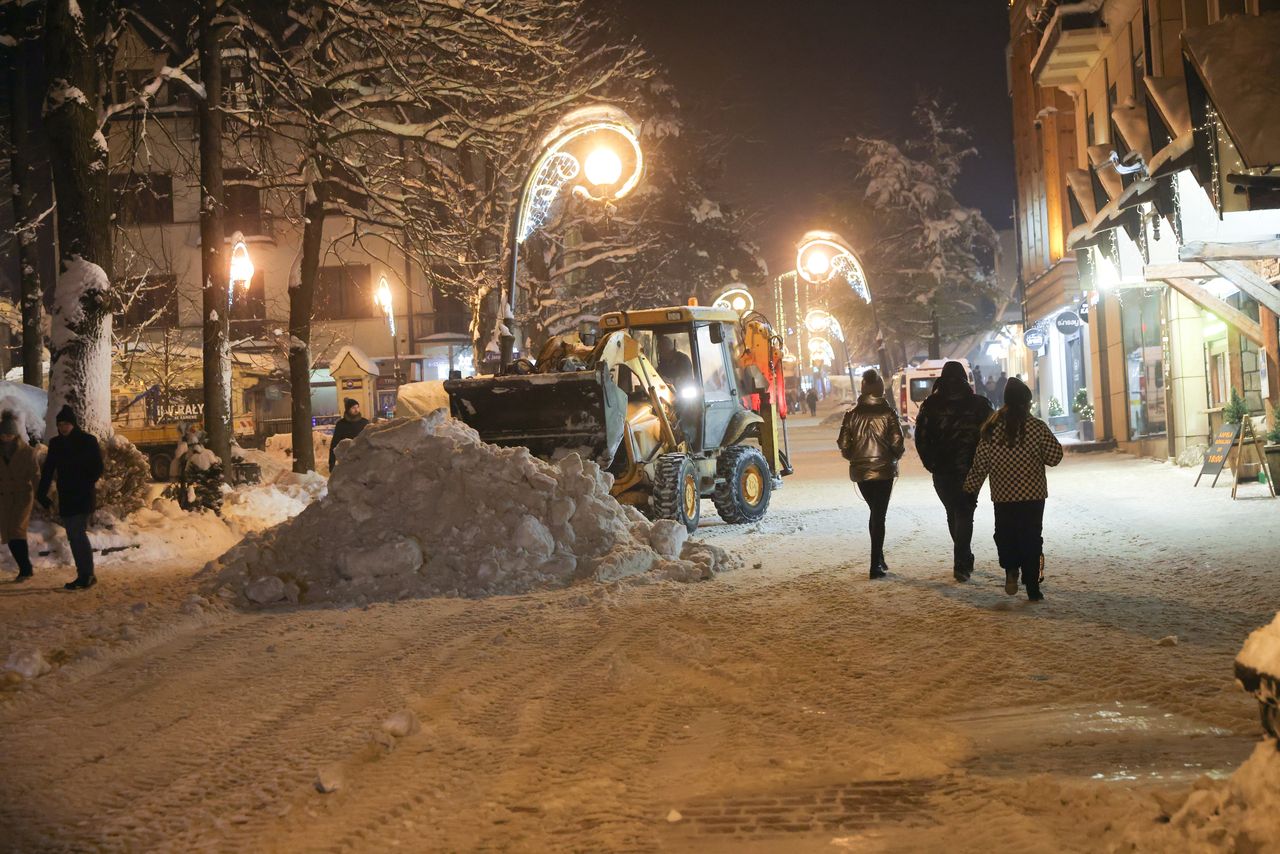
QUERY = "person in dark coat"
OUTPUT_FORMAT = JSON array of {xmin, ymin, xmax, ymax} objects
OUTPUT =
[
  {"xmin": 837, "ymin": 370, "xmax": 905, "ymax": 579},
  {"xmin": 964, "ymin": 377, "xmax": 1064, "ymax": 602},
  {"xmin": 914, "ymin": 361, "xmax": 993, "ymax": 582},
  {"xmin": 329, "ymin": 398, "xmax": 370, "ymax": 473},
  {"xmin": 0, "ymin": 413, "xmax": 39, "ymax": 581},
  {"xmin": 36, "ymin": 405, "xmax": 104, "ymax": 590},
  {"xmin": 806, "ymin": 387, "xmax": 819, "ymax": 416}
]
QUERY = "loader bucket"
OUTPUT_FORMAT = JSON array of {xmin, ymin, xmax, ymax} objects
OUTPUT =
[{"xmin": 444, "ymin": 365, "xmax": 627, "ymax": 468}]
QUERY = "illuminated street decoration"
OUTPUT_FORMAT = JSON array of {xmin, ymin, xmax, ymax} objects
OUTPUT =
[
  {"xmin": 374, "ymin": 275, "xmax": 396, "ymax": 337},
  {"xmin": 515, "ymin": 106, "xmax": 644, "ymax": 244},
  {"xmin": 805, "ymin": 308, "xmax": 832, "ymax": 333},
  {"xmin": 808, "ymin": 335, "xmax": 835, "ymax": 366},
  {"xmin": 796, "ymin": 230, "xmax": 870, "ymax": 303},
  {"xmin": 227, "ymin": 233, "xmax": 254, "ymax": 309},
  {"xmin": 713, "ymin": 286, "xmax": 755, "ymax": 313}
]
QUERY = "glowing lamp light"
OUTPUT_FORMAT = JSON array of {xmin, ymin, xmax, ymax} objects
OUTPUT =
[
  {"xmin": 796, "ymin": 230, "xmax": 870, "ymax": 303},
  {"xmin": 805, "ymin": 308, "xmax": 832, "ymax": 334},
  {"xmin": 679, "ymin": 385, "xmax": 699, "ymax": 400},
  {"xmin": 228, "ymin": 236, "xmax": 254, "ymax": 290},
  {"xmin": 374, "ymin": 275, "xmax": 396, "ymax": 337},
  {"xmin": 584, "ymin": 146, "xmax": 623, "ymax": 187},
  {"xmin": 808, "ymin": 336, "xmax": 835, "ymax": 367},
  {"xmin": 712, "ymin": 286, "xmax": 754, "ymax": 313},
  {"xmin": 804, "ymin": 250, "xmax": 831, "ymax": 279}
]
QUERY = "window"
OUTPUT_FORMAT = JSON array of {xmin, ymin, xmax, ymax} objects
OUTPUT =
[
  {"xmin": 118, "ymin": 274, "xmax": 178, "ymax": 328},
  {"xmin": 224, "ymin": 168, "xmax": 262, "ymax": 235},
  {"xmin": 111, "ymin": 173, "xmax": 173, "ymax": 225},
  {"xmin": 1215, "ymin": 0, "xmax": 1247, "ymax": 17},
  {"xmin": 315, "ymin": 264, "xmax": 374, "ymax": 320},
  {"xmin": 229, "ymin": 270, "xmax": 266, "ymax": 321},
  {"xmin": 696, "ymin": 324, "xmax": 731, "ymax": 402},
  {"xmin": 1120, "ymin": 290, "xmax": 1166, "ymax": 438}
]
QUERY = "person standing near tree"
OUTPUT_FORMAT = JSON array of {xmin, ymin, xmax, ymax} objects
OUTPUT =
[
  {"xmin": 329, "ymin": 398, "xmax": 370, "ymax": 473},
  {"xmin": 963, "ymin": 377, "xmax": 1063, "ymax": 602},
  {"xmin": 0, "ymin": 412, "xmax": 40, "ymax": 582},
  {"xmin": 914, "ymin": 361, "xmax": 993, "ymax": 582},
  {"xmin": 838, "ymin": 370, "xmax": 905, "ymax": 580},
  {"xmin": 36, "ymin": 406, "xmax": 104, "ymax": 590}
]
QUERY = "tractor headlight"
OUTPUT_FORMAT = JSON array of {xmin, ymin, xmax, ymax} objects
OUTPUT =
[{"xmin": 679, "ymin": 386, "xmax": 699, "ymax": 401}]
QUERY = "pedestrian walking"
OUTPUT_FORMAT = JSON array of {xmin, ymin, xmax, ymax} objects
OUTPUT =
[
  {"xmin": 963, "ymin": 377, "xmax": 1063, "ymax": 601},
  {"xmin": 983, "ymin": 376, "xmax": 1000, "ymax": 408},
  {"xmin": 0, "ymin": 412, "xmax": 39, "ymax": 582},
  {"xmin": 329, "ymin": 398, "xmax": 370, "ymax": 473},
  {"xmin": 914, "ymin": 361, "xmax": 993, "ymax": 582},
  {"xmin": 837, "ymin": 370, "xmax": 905, "ymax": 579},
  {"xmin": 995, "ymin": 372, "xmax": 1008, "ymax": 408},
  {"xmin": 36, "ymin": 406, "xmax": 104, "ymax": 590},
  {"xmin": 806, "ymin": 387, "xmax": 819, "ymax": 417}
]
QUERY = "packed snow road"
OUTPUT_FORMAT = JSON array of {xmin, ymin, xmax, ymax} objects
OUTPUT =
[{"xmin": 1, "ymin": 412, "xmax": 1278, "ymax": 852}]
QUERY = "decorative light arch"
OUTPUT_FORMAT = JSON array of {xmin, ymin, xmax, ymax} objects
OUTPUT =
[
  {"xmin": 713, "ymin": 286, "xmax": 755, "ymax": 313},
  {"xmin": 796, "ymin": 229, "xmax": 870, "ymax": 304}
]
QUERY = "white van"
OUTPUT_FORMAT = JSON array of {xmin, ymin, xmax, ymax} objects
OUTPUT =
[{"xmin": 890, "ymin": 359, "xmax": 975, "ymax": 437}]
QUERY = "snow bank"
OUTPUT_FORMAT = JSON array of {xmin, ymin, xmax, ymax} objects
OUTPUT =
[
  {"xmin": 265, "ymin": 429, "xmax": 332, "ymax": 476},
  {"xmin": 200, "ymin": 412, "xmax": 737, "ymax": 607},
  {"xmin": 393, "ymin": 381, "xmax": 450, "ymax": 419},
  {"xmin": 1238, "ymin": 612, "xmax": 1280, "ymax": 677},
  {"xmin": 0, "ymin": 381, "xmax": 48, "ymax": 441}
]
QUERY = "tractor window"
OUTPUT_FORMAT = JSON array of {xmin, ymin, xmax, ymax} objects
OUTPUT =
[
  {"xmin": 696, "ymin": 324, "xmax": 732, "ymax": 402},
  {"xmin": 642, "ymin": 329, "xmax": 694, "ymax": 391}
]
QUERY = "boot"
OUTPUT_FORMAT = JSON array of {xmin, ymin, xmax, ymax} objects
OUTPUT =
[
  {"xmin": 1004, "ymin": 569, "xmax": 1019, "ymax": 596},
  {"xmin": 9, "ymin": 540, "xmax": 33, "ymax": 580},
  {"xmin": 869, "ymin": 557, "xmax": 887, "ymax": 580}
]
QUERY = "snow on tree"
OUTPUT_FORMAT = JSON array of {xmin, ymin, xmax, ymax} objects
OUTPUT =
[
  {"xmin": 523, "ymin": 78, "xmax": 768, "ymax": 340},
  {"xmin": 830, "ymin": 98, "xmax": 999, "ymax": 367}
]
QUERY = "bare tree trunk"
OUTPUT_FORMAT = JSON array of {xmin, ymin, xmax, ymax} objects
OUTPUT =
[
  {"xmin": 289, "ymin": 193, "xmax": 325, "ymax": 473},
  {"xmin": 6, "ymin": 25, "xmax": 46, "ymax": 388},
  {"xmin": 42, "ymin": 0, "xmax": 115, "ymax": 439},
  {"xmin": 198, "ymin": 0, "xmax": 232, "ymax": 470}
]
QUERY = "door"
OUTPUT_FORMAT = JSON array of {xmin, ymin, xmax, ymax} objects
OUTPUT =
[{"xmin": 696, "ymin": 323, "xmax": 740, "ymax": 450}]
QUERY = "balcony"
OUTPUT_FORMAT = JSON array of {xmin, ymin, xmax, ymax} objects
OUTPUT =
[{"xmin": 1031, "ymin": 5, "xmax": 1108, "ymax": 89}]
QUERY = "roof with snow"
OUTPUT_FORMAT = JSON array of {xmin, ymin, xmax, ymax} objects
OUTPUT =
[{"xmin": 328, "ymin": 345, "xmax": 380, "ymax": 378}]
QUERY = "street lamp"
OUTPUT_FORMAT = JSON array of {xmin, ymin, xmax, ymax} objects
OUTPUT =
[
  {"xmin": 374, "ymin": 274, "xmax": 402, "ymax": 385},
  {"xmin": 796, "ymin": 229, "xmax": 887, "ymax": 376},
  {"xmin": 502, "ymin": 105, "xmax": 643, "ymax": 370},
  {"xmin": 713, "ymin": 286, "xmax": 754, "ymax": 313},
  {"xmin": 806, "ymin": 308, "xmax": 856, "ymax": 394},
  {"xmin": 228, "ymin": 232, "xmax": 254, "ymax": 309}
]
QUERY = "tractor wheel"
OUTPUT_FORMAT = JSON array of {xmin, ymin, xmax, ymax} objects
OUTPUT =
[
  {"xmin": 713, "ymin": 445, "xmax": 772, "ymax": 524},
  {"xmin": 651, "ymin": 453, "xmax": 701, "ymax": 534}
]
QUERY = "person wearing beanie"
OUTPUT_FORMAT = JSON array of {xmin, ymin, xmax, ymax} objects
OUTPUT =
[
  {"xmin": 0, "ymin": 412, "xmax": 39, "ymax": 582},
  {"xmin": 963, "ymin": 376, "xmax": 1063, "ymax": 602},
  {"xmin": 914, "ymin": 361, "xmax": 993, "ymax": 582},
  {"xmin": 837, "ymin": 369, "xmax": 905, "ymax": 579},
  {"xmin": 329, "ymin": 397, "xmax": 370, "ymax": 474},
  {"xmin": 36, "ymin": 404, "xmax": 104, "ymax": 590}
]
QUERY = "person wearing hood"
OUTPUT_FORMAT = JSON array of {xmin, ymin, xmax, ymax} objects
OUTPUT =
[
  {"xmin": 963, "ymin": 377, "xmax": 1063, "ymax": 602},
  {"xmin": 0, "ymin": 412, "xmax": 39, "ymax": 582},
  {"xmin": 837, "ymin": 370, "xmax": 905, "ymax": 579},
  {"xmin": 36, "ymin": 405, "xmax": 104, "ymax": 590},
  {"xmin": 329, "ymin": 398, "xmax": 370, "ymax": 473},
  {"xmin": 914, "ymin": 361, "xmax": 993, "ymax": 582}
]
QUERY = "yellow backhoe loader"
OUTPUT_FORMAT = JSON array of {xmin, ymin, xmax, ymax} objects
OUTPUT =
[{"xmin": 444, "ymin": 305, "xmax": 792, "ymax": 532}]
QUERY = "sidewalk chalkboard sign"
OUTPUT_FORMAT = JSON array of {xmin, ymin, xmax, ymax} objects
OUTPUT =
[{"xmin": 1195, "ymin": 423, "xmax": 1240, "ymax": 488}]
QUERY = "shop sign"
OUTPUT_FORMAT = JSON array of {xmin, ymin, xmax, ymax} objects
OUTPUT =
[
  {"xmin": 149, "ymin": 389, "xmax": 205, "ymax": 424},
  {"xmin": 1024, "ymin": 328, "xmax": 1047, "ymax": 350},
  {"xmin": 1055, "ymin": 311, "xmax": 1084, "ymax": 337},
  {"xmin": 341, "ymin": 378, "xmax": 363, "ymax": 390},
  {"xmin": 1194, "ymin": 423, "xmax": 1240, "ymax": 488}
]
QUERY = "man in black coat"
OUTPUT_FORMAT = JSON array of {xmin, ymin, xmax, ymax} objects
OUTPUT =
[
  {"xmin": 328, "ymin": 398, "xmax": 370, "ymax": 473},
  {"xmin": 37, "ymin": 405, "xmax": 104, "ymax": 590},
  {"xmin": 914, "ymin": 361, "xmax": 993, "ymax": 582}
]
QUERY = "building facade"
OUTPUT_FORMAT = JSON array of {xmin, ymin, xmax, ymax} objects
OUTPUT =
[{"xmin": 1009, "ymin": 0, "xmax": 1280, "ymax": 458}]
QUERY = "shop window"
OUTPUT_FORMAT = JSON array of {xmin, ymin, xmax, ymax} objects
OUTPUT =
[
  {"xmin": 111, "ymin": 173, "xmax": 173, "ymax": 225},
  {"xmin": 1120, "ymin": 290, "xmax": 1166, "ymax": 438},
  {"xmin": 315, "ymin": 264, "xmax": 375, "ymax": 320}
]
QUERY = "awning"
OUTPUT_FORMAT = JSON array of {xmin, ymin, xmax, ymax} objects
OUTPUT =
[
  {"xmin": 1144, "ymin": 75, "xmax": 1192, "ymax": 139},
  {"xmin": 1148, "ymin": 131, "xmax": 1194, "ymax": 179},
  {"xmin": 1183, "ymin": 12, "xmax": 1280, "ymax": 169},
  {"xmin": 1087, "ymin": 144, "xmax": 1124, "ymax": 201},
  {"xmin": 1066, "ymin": 179, "xmax": 1154, "ymax": 250},
  {"xmin": 1111, "ymin": 103, "xmax": 1154, "ymax": 164},
  {"xmin": 1065, "ymin": 169, "xmax": 1098, "ymax": 221}
]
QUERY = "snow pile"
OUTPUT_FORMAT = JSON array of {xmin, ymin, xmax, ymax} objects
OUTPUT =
[
  {"xmin": 266, "ymin": 429, "xmax": 332, "ymax": 476},
  {"xmin": 201, "ymin": 412, "xmax": 737, "ymax": 607},
  {"xmin": 0, "ymin": 381, "xmax": 48, "ymax": 441},
  {"xmin": 1238, "ymin": 612, "xmax": 1280, "ymax": 677},
  {"xmin": 1120, "ymin": 742, "xmax": 1280, "ymax": 850},
  {"xmin": 393, "ymin": 381, "xmax": 450, "ymax": 419},
  {"xmin": 220, "ymin": 471, "xmax": 326, "ymax": 532}
]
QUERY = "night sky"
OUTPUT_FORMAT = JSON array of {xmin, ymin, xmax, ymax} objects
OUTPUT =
[{"xmin": 610, "ymin": 0, "xmax": 1015, "ymax": 277}]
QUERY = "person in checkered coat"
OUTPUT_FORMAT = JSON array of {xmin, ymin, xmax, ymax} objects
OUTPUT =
[{"xmin": 963, "ymin": 377, "xmax": 1063, "ymax": 601}]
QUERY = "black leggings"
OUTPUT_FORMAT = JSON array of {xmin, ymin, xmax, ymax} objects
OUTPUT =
[
  {"xmin": 856, "ymin": 479, "xmax": 894, "ymax": 566},
  {"xmin": 7, "ymin": 539, "xmax": 32, "ymax": 575}
]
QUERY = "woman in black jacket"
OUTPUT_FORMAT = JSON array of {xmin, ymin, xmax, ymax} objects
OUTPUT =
[{"xmin": 837, "ymin": 370, "xmax": 905, "ymax": 579}]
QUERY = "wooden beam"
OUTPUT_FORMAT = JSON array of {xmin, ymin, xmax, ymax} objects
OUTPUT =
[
  {"xmin": 1181, "ymin": 240, "xmax": 1280, "ymax": 261},
  {"xmin": 1144, "ymin": 262, "xmax": 1215, "ymax": 280},
  {"xmin": 1206, "ymin": 260, "xmax": 1280, "ymax": 318},
  {"xmin": 1163, "ymin": 278, "xmax": 1266, "ymax": 346}
]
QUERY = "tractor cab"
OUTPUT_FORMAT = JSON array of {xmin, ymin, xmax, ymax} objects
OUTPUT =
[{"xmin": 600, "ymin": 307, "xmax": 751, "ymax": 454}]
